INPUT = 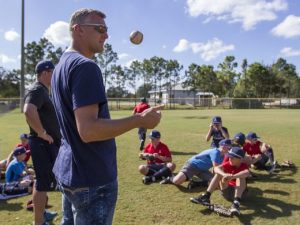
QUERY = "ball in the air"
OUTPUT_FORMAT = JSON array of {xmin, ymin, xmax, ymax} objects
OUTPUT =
[{"xmin": 130, "ymin": 30, "xmax": 143, "ymax": 45}]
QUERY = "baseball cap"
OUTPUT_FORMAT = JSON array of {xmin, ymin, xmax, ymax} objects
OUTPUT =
[
  {"xmin": 13, "ymin": 146, "xmax": 26, "ymax": 157},
  {"xmin": 20, "ymin": 133, "xmax": 28, "ymax": 139},
  {"xmin": 35, "ymin": 60, "xmax": 55, "ymax": 74},
  {"xmin": 246, "ymin": 132, "xmax": 260, "ymax": 140},
  {"xmin": 140, "ymin": 97, "xmax": 147, "ymax": 103},
  {"xmin": 219, "ymin": 138, "xmax": 232, "ymax": 146},
  {"xmin": 148, "ymin": 130, "xmax": 161, "ymax": 139},
  {"xmin": 227, "ymin": 147, "xmax": 245, "ymax": 159},
  {"xmin": 233, "ymin": 132, "xmax": 246, "ymax": 145},
  {"xmin": 212, "ymin": 116, "xmax": 222, "ymax": 124}
]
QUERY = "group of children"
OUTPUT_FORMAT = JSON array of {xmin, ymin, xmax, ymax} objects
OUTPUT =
[
  {"xmin": 0, "ymin": 134, "xmax": 34, "ymax": 197},
  {"xmin": 137, "ymin": 115, "xmax": 277, "ymax": 216}
]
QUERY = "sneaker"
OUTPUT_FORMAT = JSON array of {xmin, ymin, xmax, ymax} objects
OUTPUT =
[
  {"xmin": 190, "ymin": 193, "xmax": 210, "ymax": 206},
  {"xmin": 268, "ymin": 161, "xmax": 277, "ymax": 175},
  {"xmin": 142, "ymin": 176, "xmax": 153, "ymax": 184},
  {"xmin": 160, "ymin": 176, "xmax": 173, "ymax": 184},
  {"xmin": 230, "ymin": 201, "xmax": 240, "ymax": 216},
  {"xmin": 44, "ymin": 210, "xmax": 57, "ymax": 222}
]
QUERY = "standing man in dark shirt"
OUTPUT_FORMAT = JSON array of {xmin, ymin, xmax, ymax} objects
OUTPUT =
[
  {"xmin": 51, "ymin": 8, "xmax": 163, "ymax": 225},
  {"xmin": 24, "ymin": 60, "xmax": 61, "ymax": 225},
  {"xmin": 133, "ymin": 97, "xmax": 150, "ymax": 150}
]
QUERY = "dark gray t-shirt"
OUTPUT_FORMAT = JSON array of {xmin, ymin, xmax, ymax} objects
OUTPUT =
[{"xmin": 24, "ymin": 81, "xmax": 61, "ymax": 146}]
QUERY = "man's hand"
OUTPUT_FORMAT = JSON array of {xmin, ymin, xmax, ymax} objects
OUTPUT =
[
  {"xmin": 139, "ymin": 105, "xmax": 164, "ymax": 129},
  {"xmin": 38, "ymin": 131, "xmax": 54, "ymax": 144}
]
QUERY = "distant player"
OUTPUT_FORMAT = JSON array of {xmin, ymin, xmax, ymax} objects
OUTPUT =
[
  {"xmin": 206, "ymin": 116, "xmax": 229, "ymax": 148},
  {"xmin": 133, "ymin": 97, "xmax": 150, "ymax": 150}
]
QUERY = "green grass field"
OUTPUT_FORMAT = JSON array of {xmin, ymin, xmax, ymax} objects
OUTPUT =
[{"xmin": 0, "ymin": 109, "xmax": 300, "ymax": 225}]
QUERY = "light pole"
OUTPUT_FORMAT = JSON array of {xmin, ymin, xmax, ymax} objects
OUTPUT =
[{"xmin": 20, "ymin": 0, "xmax": 25, "ymax": 112}]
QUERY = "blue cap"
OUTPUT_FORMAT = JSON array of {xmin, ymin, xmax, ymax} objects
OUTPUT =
[
  {"xmin": 246, "ymin": 132, "xmax": 260, "ymax": 140},
  {"xmin": 212, "ymin": 116, "xmax": 222, "ymax": 124},
  {"xmin": 149, "ymin": 130, "xmax": 161, "ymax": 139},
  {"xmin": 13, "ymin": 146, "xmax": 26, "ymax": 156},
  {"xmin": 233, "ymin": 132, "xmax": 246, "ymax": 145},
  {"xmin": 228, "ymin": 147, "xmax": 245, "ymax": 159},
  {"xmin": 219, "ymin": 138, "xmax": 232, "ymax": 146},
  {"xmin": 20, "ymin": 133, "xmax": 28, "ymax": 139},
  {"xmin": 140, "ymin": 97, "xmax": 147, "ymax": 103},
  {"xmin": 35, "ymin": 60, "xmax": 54, "ymax": 74}
]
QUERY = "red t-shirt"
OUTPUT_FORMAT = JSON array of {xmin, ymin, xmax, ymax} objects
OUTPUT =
[
  {"xmin": 144, "ymin": 142, "xmax": 172, "ymax": 164},
  {"xmin": 133, "ymin": 102, "xmax": 150, "ymax": 114},
  {"xmin": 243, "ymin": 141, "xmax": 262, "ymax": 156},
  {"xmin": 222, "ymin": 161, "xmax": 249, "ymax": 186},
  {"xmin": 16, "ymin": 143, "xmax": 31, "ymax": 163}
]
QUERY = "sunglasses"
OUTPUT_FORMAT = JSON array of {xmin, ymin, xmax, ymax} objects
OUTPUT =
[{"xmin": 79, "ymin": 23, "xmax": 108, "ymax": 34}]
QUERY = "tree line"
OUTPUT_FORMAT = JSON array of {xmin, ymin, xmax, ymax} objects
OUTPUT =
[{"xmin": 0, "ymin": 38, "xmax": 299, "ymax": 99}]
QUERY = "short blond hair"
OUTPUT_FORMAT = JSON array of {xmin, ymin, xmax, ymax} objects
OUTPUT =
[{"xmin": 69, "ymin": 8, "xmax": 106, "ymax": 30}]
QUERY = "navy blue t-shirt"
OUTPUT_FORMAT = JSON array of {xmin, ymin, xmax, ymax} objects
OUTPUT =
[
  {"xmin": 210, "ymin": 127, "xmax": 228, "ymax": 148},
  {"xmin": 51, "ymin": 51, "xmax": 117, "ymax": 188}
]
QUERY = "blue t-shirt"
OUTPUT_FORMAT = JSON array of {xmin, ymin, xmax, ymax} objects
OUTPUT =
[
  {"xmin": 210, "ymin": 127, "xmax": 228, "ymax": 148},
  {"xmin": 188, "ymin": 148, "xmax": 224, "ymax": 171},
  {"xmin": 51, "ymin": 51, "xmax": 117, "ymax": 188},
  {"xmin": 5, "ymin": 158, "xmax": 25, "ymax": 183}
]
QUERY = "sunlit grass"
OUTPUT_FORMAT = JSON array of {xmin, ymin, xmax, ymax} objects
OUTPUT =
[{"xmin": 0, "ymin": 109, "xmax": 299, "ymax": 225}]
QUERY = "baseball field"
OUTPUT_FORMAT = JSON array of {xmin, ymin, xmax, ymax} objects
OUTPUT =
[{"xmin": 0, "ymin": 109, "xmax": 299, "ymax": 225}]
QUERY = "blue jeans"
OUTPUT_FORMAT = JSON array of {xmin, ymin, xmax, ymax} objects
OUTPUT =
[{"xmin": 58, "ymin": 180, "xmax": 118, "ymax": 225}]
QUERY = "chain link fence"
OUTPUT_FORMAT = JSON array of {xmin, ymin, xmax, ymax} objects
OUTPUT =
[{"xmin": 1, "ymin": 97, "xmax": 300, "ymax": 113}]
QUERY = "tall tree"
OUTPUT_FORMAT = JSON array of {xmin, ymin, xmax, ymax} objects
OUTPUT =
[
  {"xmin": 217, "ymin": 56, "xmax": 238, "ymax": 97},
  {"xmin": 94, "ymin": 43, "xmax": 118, "ymax": 88}
]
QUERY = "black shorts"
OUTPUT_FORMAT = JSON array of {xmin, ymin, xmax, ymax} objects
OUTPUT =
[
  {"xmin": 147, "ymin": 164, "xmax": 165, "ymax": 176},
  {"xmin": 29, "ymin": 137, "xmax": 59, "ymax": 191}
]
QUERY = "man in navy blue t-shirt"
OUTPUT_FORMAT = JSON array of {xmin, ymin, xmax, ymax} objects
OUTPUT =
[{"xmin": 51, "ymin": 8, "xmax": 163, "ymax": 225}]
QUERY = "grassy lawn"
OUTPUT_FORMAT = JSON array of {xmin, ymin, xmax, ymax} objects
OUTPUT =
[{"xmin": 0, "ymin": 109, "xmax": 300, "ymax": 225}]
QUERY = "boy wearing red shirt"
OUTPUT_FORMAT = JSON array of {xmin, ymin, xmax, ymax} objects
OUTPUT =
[
  {"xmin": 138, "ymin": 130, "xmax": 176, "ymax": 184},
  {"xmin": 133, "ymin": 98, "xmax": 150, "ymax": 151},
  {"xmin": 190, "ymin": 147, "xmax": 249, "ymax": 216},
  {"xmin": 244, "ymin": 132, "xmax": 276, "ymax": 174}
]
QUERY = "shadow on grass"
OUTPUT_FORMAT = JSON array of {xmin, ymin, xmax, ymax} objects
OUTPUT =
[
  {"xmin": 171, "ymin": 151, "xmax": 198, "ymax": 156},
  {"xmin": 247, "ymin": 167, "xmax": 297, "ymax": 184},
  {"xmin": 237, "ymin": 187, "xmax": 300, "ymax": 225},
  {"xmin": 182, "ymin": 116, "xmax": 210, "ymax": 120},
  {"xmin": 0, "ymin": 201, "xmax": 23, "ymax": 211}
]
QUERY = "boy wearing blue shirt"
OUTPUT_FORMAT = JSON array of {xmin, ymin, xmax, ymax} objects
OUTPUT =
[
  {"xmin": 5, "ymin": 147, "xmax": 31, "ymax": 183},
  {"xmin": 160, "ymin": 139, "xmax": 232, "ymax": 189}
]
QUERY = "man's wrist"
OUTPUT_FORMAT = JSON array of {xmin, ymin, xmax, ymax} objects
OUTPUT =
[{"xmin": 38, "ymin": 129, "xmax": 47, "ymax": 136}]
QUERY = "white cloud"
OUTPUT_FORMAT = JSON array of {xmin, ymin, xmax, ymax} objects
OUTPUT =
[
  {"xmin": 43, "ymin": 21, "xmax": 70, "ymax": 46},
  {"xmin": 271, "ymin": 15, "xmax": 300, "ymax": 38},
  {"xmin": 173, "ymin": 39, "xmax": 190, "ymax": 52},
  {"xmin": 118, "ymin": 53, "xmax": 130, "ymax": 60},
  {"xmin": 280, "ymin": 47, "xmax": 300, "ymax": 57},
  {"xmin": 173, "ymin": 38, "xmax": 234, "ymax": 61},
  {"xmin": 186, "ymin": 0, "xmax": 288, "ymax": 30},
  {"xmin": 4, "ymin": 29, "xmax": 20, "ymax": 41},
  {"xmin": 0, "ymin": 53, "xmax": 16, "ymax": 64}
]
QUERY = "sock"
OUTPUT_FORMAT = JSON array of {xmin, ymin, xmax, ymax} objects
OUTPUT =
[
  {"xmin": 204, "ymin": 191, "xmax": 211, "ymax": 198},
  {"xmin": 234, "ymin": 197, "xmax": 241, "ymax": 205}
]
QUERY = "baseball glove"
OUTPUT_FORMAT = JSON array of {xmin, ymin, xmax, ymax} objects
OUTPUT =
[{"xmin": 208, "ymin": 204, "xmax": 232, "ymax": 217}]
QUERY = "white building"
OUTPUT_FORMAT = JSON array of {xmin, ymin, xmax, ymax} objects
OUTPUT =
[{"xmin": 148, "ymin": 84, "xmax": 215, "ymax": 105}]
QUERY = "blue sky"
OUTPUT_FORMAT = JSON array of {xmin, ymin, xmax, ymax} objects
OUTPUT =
[{"xmin": 1, "ymin": 0, "xmax": 300, "ymax": 73}]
